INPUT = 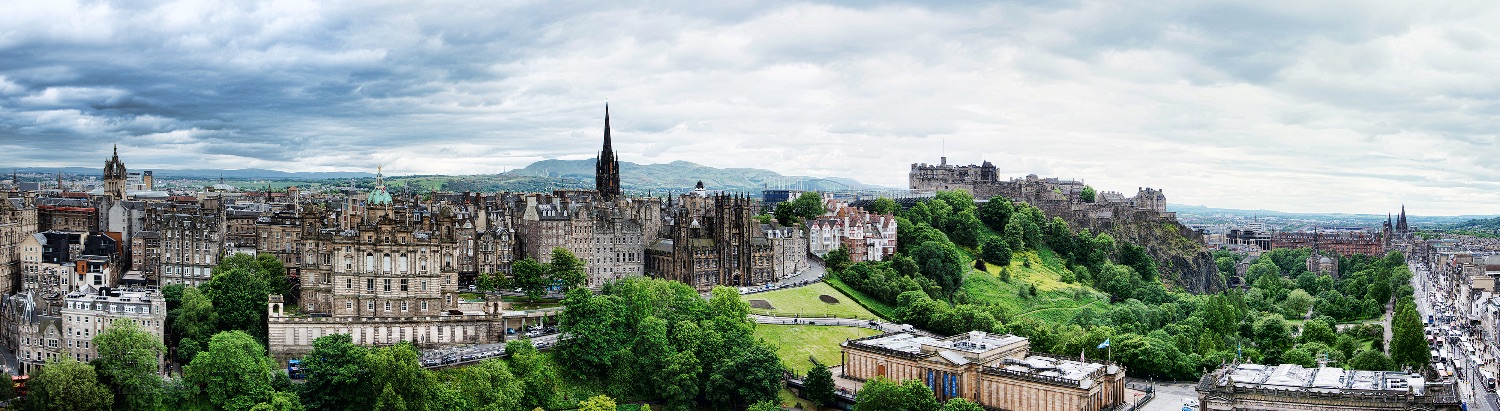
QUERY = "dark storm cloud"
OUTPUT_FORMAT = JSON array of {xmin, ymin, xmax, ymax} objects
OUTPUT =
[{"xmin": 1, "ymin": 0, "xmax": 1498, "ymax": 214}]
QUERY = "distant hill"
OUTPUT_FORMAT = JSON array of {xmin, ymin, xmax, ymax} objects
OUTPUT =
[
  {"xmin": 1168, "ymin": 204, "xmax": 1495, "ymax": 226},
  {"xmin": 3, "ymin": 166, "xmax": 373, "ymax": 180},
  {"xmin": 510, "ymin": 159, "xmax": 885, "ymax": 193}
]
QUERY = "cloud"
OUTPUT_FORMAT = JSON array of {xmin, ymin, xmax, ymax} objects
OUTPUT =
[{"xmin": 0, "ymin": 0, "xmax": 1498, "ymax": 215}]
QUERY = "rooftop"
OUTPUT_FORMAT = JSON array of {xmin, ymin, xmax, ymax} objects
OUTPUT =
[{"xmin": 1217, "ymin": 363, "xmax": 1426, "ymax": 395}]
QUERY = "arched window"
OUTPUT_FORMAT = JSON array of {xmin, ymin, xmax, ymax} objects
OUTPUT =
[
  {"xmin": 399, "ymin": 254, "xmax": 409, "ymax": 273},
  {"xmin": 365, "ymin": 253, "xmax": 374, "ymax": 272},
  {"xmin": 383, "ymin": 254, "xmax": 392, "ymax": 273}
]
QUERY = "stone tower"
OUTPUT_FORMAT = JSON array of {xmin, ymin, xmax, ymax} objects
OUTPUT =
[
  {"xmin": 595, "ymin": 104, "xmax": 622, "ymax": 201},
  {"xmin": 103, "ymin": 145, "xmax": 127, "ymax": 199}
]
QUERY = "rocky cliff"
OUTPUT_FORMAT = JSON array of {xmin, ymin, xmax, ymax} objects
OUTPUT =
[{"xmin": 1092, "ymin": 208, "xmax": 1224, "ymax": 294}]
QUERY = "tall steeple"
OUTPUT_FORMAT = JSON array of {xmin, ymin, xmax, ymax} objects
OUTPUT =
[
  {"xmin": 1396, "ymin": 204, "xmax": 1409, "ymax": 232},
  {"xmin": 595, "ymin": 104, "xmax": 621, "ymax": 201}
]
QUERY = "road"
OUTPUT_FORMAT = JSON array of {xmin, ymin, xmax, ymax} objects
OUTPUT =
[
  {"xmin": 1410, "ymin": 258, "xmax": 1496, "ymax": 411},
  {"xmin": 1137, "ymin": 381, "xmax": 1198, "ymax": 411}
]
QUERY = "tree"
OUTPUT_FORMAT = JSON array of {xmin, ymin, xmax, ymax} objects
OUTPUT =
[
  {"xmin": 511, "ymin": 258, "xmax": 550, "ymax": 301},
  {"xmin": 366, "ymin": 343, "xmax": 435, "ymax": 411},
  {"xmin": 1253, "ymin": 315, "xmax": 1294, "ymax": 353},
  {"xmin": 1281, "ymin": 348, "xmax": 1315, "ymax": 367},
  {"xmin": 217, "ymin": 253, "xmax": 290, "ymax": 298},
  {"xmin": 941, "ymin": 398, "xmax": 985, "ymax": 411},
  {"xmin": 1284, "ymin": 289, "xmax": 1315, "ymax": 319},
  {"xmin": 871, "ymin": 197, "xmax": 900, "ymax": 215},
  {"xmin": 174, "ymin": 286, "xmax": 218, "ymax": 360},
  {"xmin": 250, "ymin": 392, "xmax": 305, "ymax": 411},
  {"xmin": 548, "ymin": 247, "xmax": 589, "ymax": 290},
  {"xmin": 1300, "ymin": 319, "xmax": 1337, "ymax": 346},
  {"xmin": 980, "ymin": 236, "xmax": 1012, "ymax": 266},
  {"xmin": 185, "ymin": 331, "xmax": 278, "ymax": 411},
  {"xmin": 804, "ymin": 363, "xmax": 836, "ymax": 408},
  {"xmin": 977, "ymin": 197, "xmax": 1014, "ymax": 233},
  {"xmin": 93, "ymin": 320, "xmax": 167, "ymax": 411},
  {"xmin": 579, "ymin": 395, "xmax": 618, "ymax": 411},
  {"xmin": 203, "ymin": 265, "xmax": 272, "ymax": 344},
  {"xmin": 854, "ymin": 377, "xmax": 939, "ymax": 411},
  {"xmin": 825, "ymin": 246, "xmax": 852, "ymax": 272},
  {"xmin": 777, "ymin": 192, "xmax": 825, "ymax": 225},
  {"xmin": 747, "ymin": 400, "xmax": 782, "ymax": 411},
  {"xmin": 508, "ymin": 339, "xmax": 560, "ymax": 410},
  {"xmin": 704, "ymin": 342, "xmax": 784, "ymax": 409},
  {"xmin": 1079, "ymin": 186, "xmax": 1097, "ymax": 203},
  {"xmin": 911, "ymin": 241, "xmax": 965, "ymax": 296},
  {"xmin": 23, "ymin": 357, "xmax": 114, "ymax": 411},
  {"xmin": 302, "ymin": 334, "xmax": 371, "ymax": 411},
  {"xmin": 1390, "ymin": 299, "xmax": 1430, "ymax": 370},
  {"xmin": 1348, "ymin": 350, "xmax": 1396, "ymax": 371}
]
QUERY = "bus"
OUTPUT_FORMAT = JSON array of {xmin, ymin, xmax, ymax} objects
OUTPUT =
[
  {"xmin": 287, "ymin": 359, "xmax": 305, "ymax": 379},
  {"xmin": 11, "ymin": 375, "xmax": 28, "ymax": 397}
]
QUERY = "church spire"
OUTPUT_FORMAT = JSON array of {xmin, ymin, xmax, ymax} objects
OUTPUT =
[{"xmin": 595, "ymin": 104, "xmax": 621, "ymax": 201}]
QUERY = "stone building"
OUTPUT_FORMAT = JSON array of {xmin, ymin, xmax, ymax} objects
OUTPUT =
[
  {"xmin": 35, "ymin": 197, "xmax": 98, "ymax": 232},
  {"xmin": 515, "ymin": 192, "xmax": 652, "ymax": 288},
  {"xmin": 102, "ymin": 145, "xmax": 127, "ymax": 201},
  {"xmin": 646, "ymin": 183, "xmax": 780, "ymax": 289},
  {"xmin": 1272, "ymin": 230, "xmax": 1385, "ymax": 257},
  {"xmin": 1197, "ymin": 363, "xmax": 1460, "ymax": 411},
  {"xmin": 0, "ymin": 193, "xmax": 37, "ymax": 295},
  {"xmin": 59, "ymin": 288, "xmax": 166, "ymax": 369},
  {"xmin": 146, "ymin": 197, "xmax": 225, "ymax": 287},
  {"xmin": 596, "ymin": 104, "xmax": 622, "ymax": 201},
  {"xmin": 840, "ymin": 331, "xmax": 1127, "ymax": 411}
]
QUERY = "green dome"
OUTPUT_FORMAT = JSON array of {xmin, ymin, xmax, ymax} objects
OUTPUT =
[{"xmin": 369, "ymin": 186, "xmax": 393, "ymax": 205}]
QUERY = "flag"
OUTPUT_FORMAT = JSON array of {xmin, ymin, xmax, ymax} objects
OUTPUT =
[{"xmin": 1097, "ymin": 339, "xmax": 1110, "ymax": 350}]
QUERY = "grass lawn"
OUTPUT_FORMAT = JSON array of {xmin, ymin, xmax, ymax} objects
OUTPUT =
[
  {"xmin": 963, "ymin": 250, "xmax": 1107, "ymax": 321},
  {"xmin": 756, "ymin": 324, "xmax": 880, "ymax": 375},
  {"xmin": 824, "ymin": 276, "xmax": 897, "ymax": 320},
  {"xmin": 744, "ymin": 282, "xmax": 881, "ymax": 320}
]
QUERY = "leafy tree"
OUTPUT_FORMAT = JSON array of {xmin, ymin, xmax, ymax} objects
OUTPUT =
[
  {"xmin": 870, "ymin": 197, "xmax": 900, "ymax": 215},
  {"xmin": 977, "ymin": 197, "xmax": 1014, "ymax": 233},
  {"xmin": 1079, "ymin": 186, "xmax": 1097, "ymax": 203},
  {"xmin": 1300, "ymin": 319, "xmax": 1336, "ymax": 346},
  {"xmin": 511, "ymin": 258, "xmax": 550, "ymax": 301},
  {"xmin": 1348, "ymin": 350, "xmax": 1396, "ymax": 371},
  {"xmin": 508, "ymin": 339, "xmax": 560, "ymax": 410},
  {"xmin": 163, "ymin": 283, "xmax": 186, "ymax": 310},
  {"xmin": 776, "ymin": 192, "xmax": 825, "ymax": 225},
  {"xmin": 934, "ymin": 190, "xmax": 975, "ymax": 215},
  {"xmin": 705, "ymin": 335, "xmax": 784, "ymax": 409},
  {"xmin": 947, "ymin": 210, "xmax": 984, "ymax": 248},
  {"xmin": 804, "ymin": 363, "xmax": 836, "ymax": 408},
  {"xmin": 1282, "ymin": 348, "xmax": 1315, "ymax": 367},
  {"xmin": 825, "ymin": 246, "xmax": 853, "ymax": 272},
  {"xmin": 1390, "ymin": 299, "xmax": 1430, "ymax": 370},
  {"xmin": 911, "ymin": 241, "xmax": 965, "ymax": 296},
  {"xmin": 1118, "ymin": 244, "xmax": 1158, "ymax": 282},
  {"xmin": 373, "ymin": 384, "xmax": 407, "ymax": 411},
  {"xmin": 579, "ymin": 395, "xmax": 618, "ymax": 411},
  {"xmin": 980, "ymin": 236, "xmax": 1011, "ymax": 266},
  {"xmin": 548, "ymin": 247, "xmax": 589, "ymax": 290},
  {"xmin": 23, "ymin": 357, "xmax": 114, "ymax": 411},
  {"xmin": 203, "ymin": 266, "xmax": 272, "ymax": 345},
  {"xmin": 184, "ymin": 331, "xmax": 277, "ymax": 411},
  {"xmin": 747, "ymin": 400, "xmax": 782, "ymax": 411},
  {"xmin": 217, "ymin": 253, "xmax": 290, "ymax": 299},
  {"xmin": 93, "ymin": 320, "xmax": 167, "ymax": 411},
  {"xmin": 941, "ymin": 398, "xmax": 985, "ymax": 411},
  {"xmin": 1253, "ymin": 315, "xmax": 1294, "ymax": 353},
  {"xmin": 174, "ymin": 286, "xmax": 218, "ymax": 358},
  {"xmin": 250, "ymin": 392, "xmax": 305, "ymax": 411},
  {"xmin": 854, "ymin": 377, "xmax": 940, "ymax": 411},
  {"xmin": 366, "ymin": 343, "xmax": 435, "ymax": 411},
  {"xmin": 1283, "ymin": 289, "xmax": 1315, "ymax": 319},
  {"xmin": 302, "ymin": 334, "xmax": 371, "ymax": 411}
]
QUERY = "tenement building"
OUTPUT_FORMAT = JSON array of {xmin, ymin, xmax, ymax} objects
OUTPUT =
[
  {"xmin": 1197, "ymin": 363, "xmax": 1460, "ymax": 411},
  {"xmin": 147, "ymin": 197, "xmax": 225, "ymax": 287},
  {"xmin": 840, "ymin": 331, "xmax": 1127, "ymax": 411}
]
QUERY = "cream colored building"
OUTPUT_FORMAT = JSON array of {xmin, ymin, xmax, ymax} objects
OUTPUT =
[
  {"xmin": 841, "ymin": 331, "xmax": 1126, "ymax": 411},
  {"xmin": 1197, "ymin": 363, "xmax": 1460, "ymax": 411},
  {"xmin": 59, "ymin": 289, "xmax": 166, "ymax": 368}
]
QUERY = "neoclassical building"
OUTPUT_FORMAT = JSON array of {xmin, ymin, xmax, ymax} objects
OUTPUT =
[
  {"xmin": 1197, "ymin": 363, "xmax": 1460, "ymax": 411},
  {"xmin": 841, "ymin": 331, "xmax": 1127, "ymax": 411}
]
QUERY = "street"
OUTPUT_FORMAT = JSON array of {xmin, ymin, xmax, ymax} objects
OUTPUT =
[{"xmin": 1410, "ymin": 257, "xmax": 1497, "ymax": 411}]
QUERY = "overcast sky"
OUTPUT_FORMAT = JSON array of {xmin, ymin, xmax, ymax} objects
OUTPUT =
[{"xmin": 2, "ymin": 1, "xmax": 1497, "ymax": 215}]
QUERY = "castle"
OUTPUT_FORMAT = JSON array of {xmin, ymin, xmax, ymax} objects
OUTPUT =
[{"xmin": 909, "ymin": 157, "xmax": 1179, "ymax": 236}]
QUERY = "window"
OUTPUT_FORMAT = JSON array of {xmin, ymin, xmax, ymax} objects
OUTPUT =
[
  {"xmin": 346, "ymin": 278, "xmax": 353, "ymax": 290},
  {"xmin": 401, "ymin": 302, "xmax": 408, "ymax": 311},
  {"xmin": 346, "ymin": 301, "xmax": 353, "ymax": 310},
  {"xmin": 384, "ymin": 301, "xmax": 392, "ymax": 311},
  {"xmin": 383, "ymin": 279, "xmax": 392, "ymax": 292},
  {"xmin": 400, "ymin": 279, "xmax": 408, "ymax": 292},
  {"xmin": 367, "ymin": 301, "xmax": 374, "ymax": 311},
  {"xmin": 366, "ymin": 278, "xmax": 374, "ymax": 291},
  {"xmin": 421, "ymin": 301, "xmax": 428, "ymax": 311},
  {"xmin": 421, "ymin": 281, "xmax": 427, "ymax": 291}
]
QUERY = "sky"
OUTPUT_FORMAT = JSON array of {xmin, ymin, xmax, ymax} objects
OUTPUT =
[{"xmin": 2, "ymin": 1, "xmax": 1498, "ymax": 215}]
